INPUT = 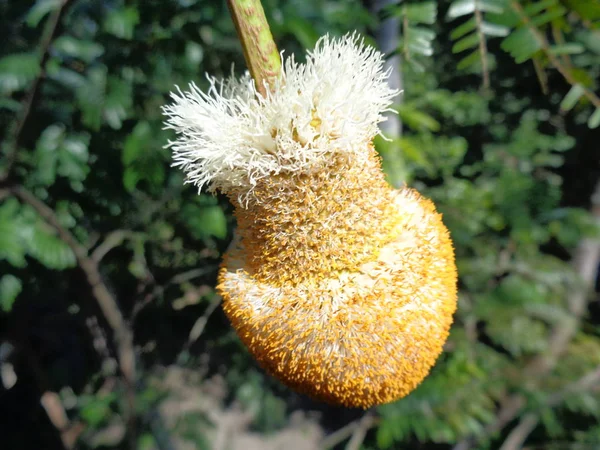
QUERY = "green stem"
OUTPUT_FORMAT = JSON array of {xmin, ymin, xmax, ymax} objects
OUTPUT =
[{"xmin": 227, "ymin": 0, "xmax": 281, "ymax": 96}]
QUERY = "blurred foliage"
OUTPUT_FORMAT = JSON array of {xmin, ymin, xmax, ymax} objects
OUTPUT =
[{"xmin": 1, "ymin": 0, "xmax": 599, "ymax": 449}]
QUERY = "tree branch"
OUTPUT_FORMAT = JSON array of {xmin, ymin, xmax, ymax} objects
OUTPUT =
[
  {"xmin": 510, "ymin": 0, "xmax": 600, "ymax": 110},
  {"xmin": 19, "ymin": 341, "xmax": 85, "ymax": 449},
  {"xmin": 1, "ymin": 0, "xmax": 73, "ymax": 183},
  {"xmin": 91, "ymin": 230, "xmax": 138, "ymax": 263},
  {"xmin": 498, "ymin": 413, "xmax": 539, "ymax": 450},
  {"xmin": 345, "ymin": 413, "xmax": 377, "ymax": 450},
  {"xmin": 41, "ymin": 392, "xmax": 86, "ymax": 449},
  {"xmin": 177, "ymin": 296, "xmax": 223, "ymax": 362},
  {"xmin": 130, "ymin": 265, "xmax": 218, "ymax": 322},
  {"xmin": 321, "ymin": 414, "xmax": 379, "ymax": 449},
  {"xmin": 532, "ymin": 55, "xmax": 549, "ymax": 95},
  {"xmin": 499, "ymin": 365, "xmax": 600, "ymax": 450},
  {"xmin": 474, "ymin": 0, "xmax": 490, "ymax": 89},
  {"xmin": 10, "ymin": 186, "xmax": 137, "ymax": 442}
]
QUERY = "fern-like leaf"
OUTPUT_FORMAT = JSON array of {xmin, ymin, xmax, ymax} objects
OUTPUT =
[
  {"xmin": 447, "ymin": 0, "xmax": 509, "ymax": 88},
  {"xmin": 389, "ymin": 1, "xmax": 437, "ymax": 72}
]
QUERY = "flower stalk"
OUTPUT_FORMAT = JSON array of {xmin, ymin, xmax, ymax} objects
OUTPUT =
[{"xmin": 226, "ymin": 0, "xmax": 281, "ymax": 96}]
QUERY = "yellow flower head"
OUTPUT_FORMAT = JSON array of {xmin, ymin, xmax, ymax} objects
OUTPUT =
[{"xmin": 163, "ymin": 34, "xmax": 458, "ymax": 408}]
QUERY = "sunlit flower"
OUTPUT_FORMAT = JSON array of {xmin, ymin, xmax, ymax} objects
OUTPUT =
[{"xmin": 163, "ymin": 33, "xmax": 457, "ymax": 408}]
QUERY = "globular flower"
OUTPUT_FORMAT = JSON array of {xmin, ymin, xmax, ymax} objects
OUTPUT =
[{"xmin": 163, "ymin": 33, "xmax": 458, "ymax": 408}]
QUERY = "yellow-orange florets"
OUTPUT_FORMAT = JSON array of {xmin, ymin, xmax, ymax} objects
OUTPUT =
[{"xmin": 218, "ymin": 147, "xmax": 457, "ymax": 408}]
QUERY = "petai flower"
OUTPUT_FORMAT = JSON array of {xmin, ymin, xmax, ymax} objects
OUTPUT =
[{"xmin": 162, "ymin": 33, "xmax": 458, "ymax": 408}]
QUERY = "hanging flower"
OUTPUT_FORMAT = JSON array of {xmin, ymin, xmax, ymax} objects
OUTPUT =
[{"xmin": 163, "ymin": 33, "xmax": 457, "ymax": 408}]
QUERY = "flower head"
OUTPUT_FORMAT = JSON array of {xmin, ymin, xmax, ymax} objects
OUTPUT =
[
  {"xmin": 163, "ymin": 33, "xmax": 457, "ymax": 408},
  {"xmin": 162, "ymin": 33, "xmax": 398, "ymax": 205}
]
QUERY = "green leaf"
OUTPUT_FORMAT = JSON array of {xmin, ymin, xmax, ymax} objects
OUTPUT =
[
  {"xmin": 448, "ymin": 0, "xmax": 503, "ymax": 18},
  {"xmin": 0, "ymin": 275, "xmax": 22, "ymax": 312},
  {"xmin": 406, "ymin": 2, "xmax": 437, "ymax": 25},
  {"xmin": 0, "ymin": 200, "xmax": 28, "ymax": 267},
  {"xmin": 501, "ymin": 27, "xmax": 542, "ymax": 63},
  {"xmin": 402, "ymin": 26, "xmax": 436, "ymax": 57},
  {"xmin": 138, "ymin": 434, "xmax": 157, "ymax": 450},
  {"xmin": 481, "ymin": 21, "xmax": 510, "ymax": 36},
  {"xmin": 450, "ymin": 17, "xmax": 476, "ymax": 40},
  {"xmin": 375, "ymin": 135, "xmax": 408, "ymax": 188},
  {"xmin": 588, "ymin": 108, "xmax": 600, "ymax": 129},
  {"xmin": 407, "ymin": 41, "xmax": 433, "ymax": 57},
  {"xmin": 285, "ymin": 17, "xmax": 320, "ymax": 49},
  {"xmin": 524, "ymin": 0, "xmax": 558, "ymax": 17},
  {"xmin": 185, "ymin": 41, "xmax": 204, "ymax": 66},
  {"xmin": 525, "ymin": 303, "xmax": 572, "ymax": 326},
  {"xmin": 410, "ymin": 26, "xmax": 436, "ymax": 43},
  {"xmin": 531, "ymin": 7, "xmax": 568, "ymax": 27},
  {"xmin": 25, "ymin": 222, "xmax": 76, "ymax": 270},
  {"xmin": 568, "ymin": 67, "xmax": 595, "ymax": 86},
  {"xmin": 452, "ymin": 32, "xmax": 479, "ymax": 53},
  {"xmin": 549, "ymin": 43, "xmax": 585, "ymax": 55},
  {"xmin": 398, "ymin": 136, "xmax": 434, "ymax": 172},
  {"xmin": 122, "ymin": 121, "xmax": 166, "ymax": 192},
  {"xmin": 457, "ymin": 50, "xmax": 482, "ymax": 70},
  {"xmin": 448, "ymin": 0, "xmax": 476, "ymax": 19},
  {"xmin": 33, "ymin": 125, "xmax": 90, "ymax": 187},
  {"xmin": 0, "ymin": 98, "xmax": 20, "ymax": 112},
  {"xmin": 182, "ymin": 203, "xmax": 228, "ymax": 240},
  {"xmin": 47, "ymin": 63, "xmax": 87, "ymax": 90},
  {"xmin": 540, "ymin": 408, "xmax": 562, "ymax": 437},
  {"xmin": 0, "ymin": 220, "xmax": 27, "ymax": 267},
  {"xmin": 123, "ymin": 121, "xmax": 152, "ymax": 166},
  {"xmin": 486, "ymin": 313, "xmax": 548, "ymax": 356},
  {"xmin": 57, "ymin": 133, "xmax": 91, "ymax": 184},
  {"xmin": 0, "ymin": 53, "xmax": 40, "ymax": 94},
  {"xmin": 25, "ymin": 0, "xmax": 60, "ymax": 28},
  {"xmin": 34, "ymin": 124, "xmax": 64, "ymax": 186},
  {"xmin": 405, "ymin": 57, "xmax": 426, "ymax": 73},
  {"xmin": 80, "ymin": 394, "xmax": 116, "ymax": 427},
  {"xmin": 123, "ymin": 169, "xmax": 140, "ymax": 193},
  {"xmin": 563, "ymin": 0, "xmax": 600, "ymax": 21},
  {"xmin": 486, "ymin": 7, "xmax": 519, "ymax": 28},
  {"xmin": 398, "ymin": 104, "xmax": 441, "ymax": 131},
  {"xmin": 376, "ymin": 420, "xmax": 395, "ymax": 449},
  {"xmin": 76, "ymin": 66, "xmax": 107, "ymax": 131},
  {"xmin": 578, "ymin": 29, "xmax": 600, "ymax": 54},
  {"xmin": 104, "ymin": 76, "xmax": 133, "ymax": 130},
  {"xmin": 479, "ymin": 0, "xmax": 507, "ymax": 14},
  {"xmin": 53, "ymin": 36, "xmax": 105, "ymax": 63},
  {"xmin": 560, "ymin": 84, "xmax": 585, "ymax": 111},
  {"xmin": 104, "ymin": 7, "xmax": 140, "ymax": 40},
  {"xmin": 0, "ymin": 198, "xmax": 75, "ymax": 269}
]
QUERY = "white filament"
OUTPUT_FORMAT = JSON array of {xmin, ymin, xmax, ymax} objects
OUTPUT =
[{"xmin": 162, "ymin": 33, "xmax": 399, "ymax": 202}]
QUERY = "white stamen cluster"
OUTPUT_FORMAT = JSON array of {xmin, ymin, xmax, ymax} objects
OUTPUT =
[{"xmin": 162, "ymin": 33, "xmax": 398, "ymax": 203}]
